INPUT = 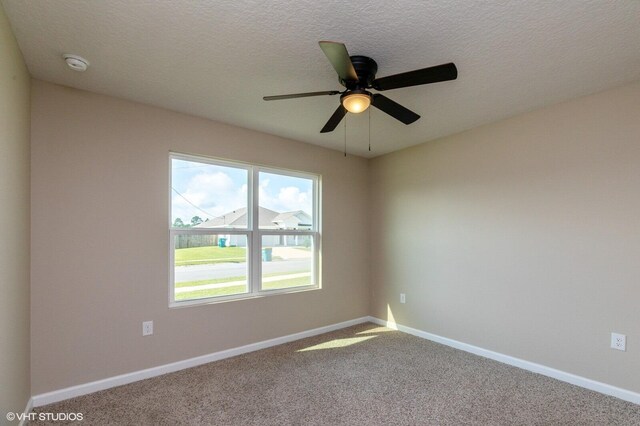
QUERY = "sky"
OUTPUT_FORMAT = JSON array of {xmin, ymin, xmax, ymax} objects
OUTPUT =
[{"xmin": 171, "ymin": 158, "xmax": 313, "ymax": 224}]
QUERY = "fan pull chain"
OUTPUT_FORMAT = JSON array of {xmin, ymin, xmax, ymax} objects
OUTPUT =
[
  {"xmin": 368, "ymin": 108, "xmax": 371, "ymax": 152},
  {"xmin": 344, "ymin": 114, "xmax": 347, "ymax": 157}
]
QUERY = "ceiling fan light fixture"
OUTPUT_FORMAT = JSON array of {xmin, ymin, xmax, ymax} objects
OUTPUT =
[
  {"xmin": 263, "ymin": 41, "xmax": 457, "ymax": 133},
  {"xmin": 341, "ymin": 91, "xmax": 371, "ymax": 114}
]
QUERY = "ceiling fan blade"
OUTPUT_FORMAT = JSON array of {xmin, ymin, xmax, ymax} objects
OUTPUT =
[
  {"xmin": 319, "ymin": 41, "xmax": 358, "ymax": 82},
  {"xmin": 263, "ymin": 90, "xmax": 340, "ymax": 101},
  {"xmin": 371, "ymin": 94, "xmax": 420, "ymax": 124},
  {"xmin": 320, "ymin": 105, "xmax": 347, "ymax": 133},
  {"xmin": 373, "ymin": 62, "xmax": 457, "ymax": 91}
]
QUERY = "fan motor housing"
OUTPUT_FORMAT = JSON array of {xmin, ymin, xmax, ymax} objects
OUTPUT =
[{"xmin": 341, "ymin": 55, "xmax": 378, "ymax": 89}]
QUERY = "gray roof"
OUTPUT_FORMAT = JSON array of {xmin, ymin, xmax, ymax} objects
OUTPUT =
[
  {"xmin": 273, "ymin": 210, "xmax": 312, "ymax": 225},
  {"xmin": 196, "ymin": 207, "xmax": 312, "ymax": 229},
  {"xmin": 195, "ymin": 207, "xmax": 279, "ymax": 228}
]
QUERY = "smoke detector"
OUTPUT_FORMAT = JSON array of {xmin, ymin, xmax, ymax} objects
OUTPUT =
[{"xmin": 62, "ymin": 54, "xmax": 89, "ymax": 72}]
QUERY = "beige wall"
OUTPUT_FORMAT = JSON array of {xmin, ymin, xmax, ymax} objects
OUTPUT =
[
  {"xmin": 26, "ymin": 68, "xmax": 640, "ymax": 397},
  {"xmin": 30, "ymin": 80, "xmax": 370, "ymax": 394},
  {"xmin": 370, "ymin": 81, "xmax": 640, "ymax": 393},
  {"xmin": 0, "ymin": 4, "xmax": 31, "ymax": 421}
]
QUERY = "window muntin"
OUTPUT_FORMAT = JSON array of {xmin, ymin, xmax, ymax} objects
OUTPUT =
[{"xmin": 170, "ymin": 153, "xmax": 320, "ymax": 306}]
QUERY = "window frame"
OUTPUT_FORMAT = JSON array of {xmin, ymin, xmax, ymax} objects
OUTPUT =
[{"xmin": 169, "ymin": 152, "xmax": 321, "ymax": 307}]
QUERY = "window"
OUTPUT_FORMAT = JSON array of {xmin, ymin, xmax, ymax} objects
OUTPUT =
[{"xmin": 170, "ymin": 153, "xmax": 320, "ymax": 306}]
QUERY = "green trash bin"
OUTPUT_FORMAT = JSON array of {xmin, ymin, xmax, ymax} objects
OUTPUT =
[
  {"xmin": 218, "ymin": 238, "xmax": 227, "ymax": 248},
  {"xmin": 262, "ymin": 247, "xmax": 272, "ymax": 262}
]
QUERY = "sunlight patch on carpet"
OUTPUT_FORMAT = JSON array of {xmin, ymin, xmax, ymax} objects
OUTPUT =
[
  {"xmin": 297, "ymin": 336, "xmax": 377, "ymax": 352},
  {"xmin": 356, "ymin": 327, "xmax": 391, "ymax": 335}
]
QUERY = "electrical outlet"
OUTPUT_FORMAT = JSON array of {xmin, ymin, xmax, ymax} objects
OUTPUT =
[
  {"xmin": 400, "ymin": 293, "xmax": 406, "ymax": 304},
  {"xmin": 611, "ymin": 332, "xmax": 626, "ymax": 351},
  {"xmin": 143, "ymin": 321, "xmax": 153, "ymax": 336}
]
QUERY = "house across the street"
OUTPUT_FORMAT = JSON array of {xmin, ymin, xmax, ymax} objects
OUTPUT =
[{"xmin": 196, "ymin": 207, "xmax": 312, "ymax": 247}]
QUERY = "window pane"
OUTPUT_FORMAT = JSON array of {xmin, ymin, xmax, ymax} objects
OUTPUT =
[
  {"xmin": 174, "ymin": 234, "xmax": 248, "ymax": 301},
  {"xmin": 171, "ymin": 158, "xmax": 248, "ymax": 229},
  {"xmin": 261, "ymin": 235, "xmax": 313, "ymax": 291},
  {"xmin": 258, "ymin": 171, "xmax": 314, "ymax": 230}
]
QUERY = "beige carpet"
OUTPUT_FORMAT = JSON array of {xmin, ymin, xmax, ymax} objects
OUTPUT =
[{"xmin": 31, "ymin": 323, "xmax": 640, "ymax": 425}]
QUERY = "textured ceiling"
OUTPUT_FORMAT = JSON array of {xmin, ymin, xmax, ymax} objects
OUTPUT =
[{"xmin": 2, "ymin": 1, "xmax": 639, "ymax": 157}]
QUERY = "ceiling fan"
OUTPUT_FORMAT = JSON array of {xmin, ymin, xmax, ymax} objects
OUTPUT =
[{"xmin": 264, "ymin": 41, "xmax": 458, "ymax": 133}]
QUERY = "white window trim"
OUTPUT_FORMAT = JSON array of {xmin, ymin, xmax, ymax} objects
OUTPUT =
[{"xmin": 169, "ymin": 152, "xmax": 321, "ymax": 308}]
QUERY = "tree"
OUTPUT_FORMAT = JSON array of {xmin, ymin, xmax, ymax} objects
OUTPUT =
[
  {"xmin": 173, "ymin": 218, "xmax": 185, "ymax": 228},
  {"xmin": 191, "ymin": 216, "xmax": 203, "ymax": 226}
]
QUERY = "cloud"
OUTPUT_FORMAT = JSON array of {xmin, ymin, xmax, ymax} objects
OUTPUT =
[
  {"xmin": 259, "ymin": 180, "xmax": 312, "ymax": 215},
  {"xmin": 172, "ymin": 167, "xmax": 313, "ymax": 224},
  {"xmin": 172, "ymin": 171, "xmax": 247, "ymax": 222},
  {"xmin": 277, "ymin": 186, "xmax": 310, "ymax": 212},
  {"xmin": 190, "ymin": 171, "xmax": 234, "ymax": 192}
]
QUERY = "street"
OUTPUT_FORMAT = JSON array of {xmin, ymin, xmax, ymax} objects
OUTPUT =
[{"xmin": 175, "ymin": 258, "xmax": 310, "ymax": 283}]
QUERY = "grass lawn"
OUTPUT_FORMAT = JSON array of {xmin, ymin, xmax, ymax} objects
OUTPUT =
[
  {"xmin": 174, "ymin": 246, "xmax": 285, "ymax": 266},
  {"xmin": 176, "ymin": 284, "xmax": 248, "ymax": 300},
  {"xmin": 262, "ymin": 276, "xmax": 311, "ymax": 290},
  {"xmin": 175, "ymin": 275, "xmax": 245, "ymax": 288},
  {"xmin": 175, "ymin": 271, "xmax": 307, "ymax": 288},
  {"xmin": 175, "ymin": 275, "xmax": 312, "ymax": 301},
  {"xmin": 175, "ymin": 246, "xmax": 246, "ymax": 266}
]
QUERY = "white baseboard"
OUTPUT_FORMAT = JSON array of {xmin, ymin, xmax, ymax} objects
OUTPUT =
[
  {"xmin": 18, "ymin": 397, "xmax": 33, "ymax": 426},
  {"xmin": 368, "ymin": 316, "xmax": 640, "ymax": 405},
  {"xmin": 32, "ymin": 316, "xmax": 370, "ymax": 407},
  {"xmin": 30, "ymin": 315, "xmax": 640, "ymax": 407}
]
